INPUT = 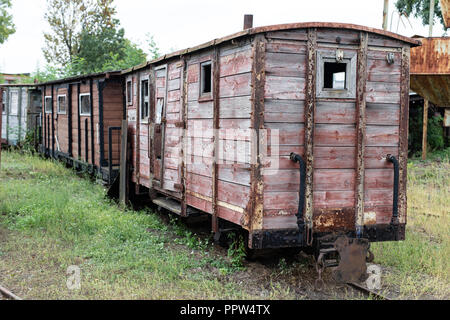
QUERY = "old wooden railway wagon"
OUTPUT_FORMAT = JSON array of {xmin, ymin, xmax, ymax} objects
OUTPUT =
[
  {"xmin": 1, "ymin": 84, "xmax": 42, "ymax": 147},
  {"xmin": 123, "ymin": 21, "xmax": 420, "ymax": 282},
  {"xmin": 39, "ymin": 71, "xmax": 124, "ymax": 182}
]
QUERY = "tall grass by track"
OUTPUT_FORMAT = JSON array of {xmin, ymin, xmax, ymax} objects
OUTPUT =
[
  {"xmin": 0, "ymin": 150, "xmax": 448, "ymax": 299},
  {"xmin": 371, "ymin": 158, "xmax": 450, "ymax": 299},
  {"xmin": 0, "ymin": 151, "xmax": 253, "ymax": 299}
]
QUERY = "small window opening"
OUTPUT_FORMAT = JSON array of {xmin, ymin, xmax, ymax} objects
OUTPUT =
[
  {"xmin": 10, "ymin": 92, "xmax": 18, "ymax": 115},
  {"xmin": 323, "ymin": 62, "xmax": 347, "ymax": 90},
  {"xmin": 80, "ymin": 94, "xmax": 91, "ymax": 116},
  {"xmin": 1, "ymin": 91, "xmax": 6, "ymax": 113},
  {"xmin": 155, "ymin": 98, "xmax": 164, "ymax": 124},
  {"xmin": 141, "ymin": 79, "xmax": 149, "ymax": 120},
  {"xmin": 201, "ymin": 62, "xmax": 212, "ymax": 95},
  {"xmin": 45, "ymin": 96, "xmax": 52, "ymax": 113},
  {"xmin": 58, "ymin": 95, "xmax": 66, "ymax": 114},
  {"xmin": 126, "ymin": 80, "xmax": 132, "ymax": 105}
]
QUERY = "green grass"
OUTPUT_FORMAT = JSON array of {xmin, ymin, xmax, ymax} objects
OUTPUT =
[
  {"xmin": 0, "ymin": 151, "xmax": 265, "ymax": 299},
  {"xmin": 0, "ymin": 150, "xmax": 448, "ymax": 299},
  {"xmin": 371, "ymin": 157, "xmax": 450, "ymax": 299}
]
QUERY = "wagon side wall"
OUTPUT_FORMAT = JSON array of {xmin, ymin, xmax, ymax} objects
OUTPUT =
[
  {"xmin": 184, "ymin": 38, "xmax": 254, "ymax": 227},
  {"xmin": 102, "ymin": 79, "xmax": 124, "ymax": 168},
  {"xmin": 260, "ymin": 28, "xmax": 408, "ymax": 238}
]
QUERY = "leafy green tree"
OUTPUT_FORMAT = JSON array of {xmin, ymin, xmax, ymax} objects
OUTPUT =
[
  {"xmin": 395, "ymin": 0, "xmax": 447, "ymax": 30},
  {"xmin": 100, "ymin": 39, "xmax": 147, "ymax": 72},
  {"xmin": 43, "ymin": 0, "xmax": 120, "ymax": 69},
  {"xmin": 146, "ymin": 34, "xmax": 161, "ymax": 60},
  {"xmin": 43, "ymin": 0, "xmax": 151, "ymax": 76},
  {"xmin": 43, "ymin": 0, "xmax": 93, "ymax": 67},
  {"xmin": 0, "ymin": 0, "xmax": 15, "ymax": 45},
  {"xmin": 31, "ymin": 64, "xmax": 60, "ymax": 83}
]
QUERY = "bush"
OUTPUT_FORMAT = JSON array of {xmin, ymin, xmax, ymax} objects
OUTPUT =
[{"xmin": 409, "ymin": 106, "xmax": 446, "ymax": 156}]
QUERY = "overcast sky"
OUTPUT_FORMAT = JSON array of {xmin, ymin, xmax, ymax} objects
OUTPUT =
[{"xmin": 0, "ymin": 0, "xmax": 446, "ymax": 74}]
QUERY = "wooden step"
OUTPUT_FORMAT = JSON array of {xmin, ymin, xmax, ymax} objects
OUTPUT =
[
  {"xmin": 152, "ymin": 197, "xmax": 203, "ymax": 217},
  {"xmin": 152, "ymin": 197, "xmax": 182, "ymax": 215}
]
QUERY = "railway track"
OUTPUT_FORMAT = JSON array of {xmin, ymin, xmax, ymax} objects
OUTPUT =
[
  {"xmin": 0, "ymin": 284, "xmax": 22, "ymax": 300},
  {"xmin": 347, "ymin": 282, "xmax": 390, "ymax": 300}
]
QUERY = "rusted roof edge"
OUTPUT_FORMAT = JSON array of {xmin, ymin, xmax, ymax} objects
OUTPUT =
[
  {"xmin": 122, "ymin": 22, "xmax": 421, "ymax": 74},
  {"xmin": 35, "ymin": 70, "xmax": 122, "ymax": 86},
  {"xmin": 0, "ymin": 83, "xmax": 39, "ymax": 88}
]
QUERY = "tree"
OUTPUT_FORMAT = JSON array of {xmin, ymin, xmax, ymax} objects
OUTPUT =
[
  {"xmin": 146, "ymin": 34, "xmax": 161, "ymax": 60},
  {"xmin": 395, "ymin": 0, "xmax": 447, "ymax": 30},
  {"xmin": 43, "ymin": 0, "xmax": 120, "ymax": 68},
  {"xmin": 0, "ymin": 0, "xmax": 15, "ymax": 45},
  {"xmin": 43, "ymin": 0, "xmax": 92, "ymax": 66},
  {"xmin": 43, "ymin": 0, "xmax": 150, "ymax": 76},
  {"xmin": 100, "ymin": 39, "xmax": 147, "ymax": 72}
]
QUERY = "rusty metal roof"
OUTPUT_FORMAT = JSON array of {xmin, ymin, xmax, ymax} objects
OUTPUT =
[
  {"xmin": 123, "ymin": 22, "xmax": 421, "ymax": 74},
  {"xmin": 410, "ymin": 37, "xmax": 450, "ymax": 106},
  {"xmin": 411, "ymin": 37, "xmax": 450, "ymax": 75},
  {"xmin": 440, "ymin": 0, "xmax": 450, "ymax": 28},
  {"xmin": 35, "ymin": 70, "xmax": 122, "ymax": 86}
]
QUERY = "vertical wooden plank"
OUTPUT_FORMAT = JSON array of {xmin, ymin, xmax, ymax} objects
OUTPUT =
[
  {"xmin": 212, "ymin": 47, "xmax": 221, "ymax": 232},
  {"xmin": 148, "ymin": 69, "xmax": 155, "ymax": 189},
  {"xmin": 304, "ymin": 28, "xmax": 317, "ymax": 243},
  {"xmin": 17, "ymin": 87, "xmax": 22, "ymax": 144},
  {"xmin": 422, "ymin": 99, "xmax": 428, "ymax": 160},
  {"xmin": 248, "ymin": 33, "xmax": 266, "ymax": 235},
  {"xmin": 68, "ymin": 84, "xmax": 73, "ymax": 157},
  {"xmin": 398, "ymin": 46, "xmax": 410, "ymax": 227},
  {"xmin": 180, "ymin": 59, "xmax": 188, "ymax": 216},
  {"xmin": 119, "ymin": 119, "xmax": 129, "ymax": 204},
  {"xmin": 5, "ymin": 88, "xmax": 9, "ymax": 145},
  {"xmin": 149, "ymin": 70, "xmax": 155, "ymax": 179},
  {"xmin": 77, "ymin": 83, "xmax": 81, "ymax": 158},
  {"xmin": 90, "ymin": 79, "xmax": 95, "ymax": 166},
  {"xmin": 160, "ymin": 66, "xmax": 169, "ymax": 190},
  {"xmin": 355, "ymin": 32, "xmax": 369, "ymax": 238},
  {"xmin": 136, "ymin": 74, "xmax": 141, "ymax": 190},
  {"xmin": 51, "ymin": 84, "xmax": 55, "ymax": 158},
  {"xmin": 0, "ymin": 87, "xmax": 2, "ymax": 169},
  {"xmin": 42, "ymin": 86, "xmax": 46, "ymax": 152}
]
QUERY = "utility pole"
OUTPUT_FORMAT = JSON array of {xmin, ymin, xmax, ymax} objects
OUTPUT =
[
  {"xmin": 383, "ymin": 0, "xmax": 389, "ymax": 30},
  {"xmin": 422, "ymin": 0, "xmax": 435, "ymax": 160}
]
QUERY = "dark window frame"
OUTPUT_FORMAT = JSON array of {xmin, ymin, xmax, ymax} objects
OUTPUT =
[
  {"xmin": 126, "ymin": 80, "xmax": 132, "ymax": 105},
  {"xmin": 199, "ymin": 61, "xmax": 213, "ymax": 99},
  {"xmin": 140, "ymin": 78, "xmax": 150, "ymax": 122},
  {"xmin": 57, "ymin": 94, "xmax": 67, "ymax": 114},
  {"xmin": 1, "ymin": 90, "xmax": 6, "ymax": 114},
  {"xmin": 44, "ymin": 96, "xmax": 52, "ymax": 114},
  {"xmin": 316, "ymin": 50, "xmax": 357, "ymax": 99},
  {"xmin": 79, "ymin": 93, "xmax": 91, "ymax": 116}
]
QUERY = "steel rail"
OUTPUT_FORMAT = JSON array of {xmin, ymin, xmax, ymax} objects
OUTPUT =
[
  {"xmin": 347, "ymin": 282, "xmax": 390, "ymax": 300},
  {"xmin": 0, "ymin": 284, "xmax": 22, "ymax": 300}
]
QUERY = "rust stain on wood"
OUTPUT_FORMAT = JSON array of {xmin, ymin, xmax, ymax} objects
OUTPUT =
[
  {"xmin": 313, "ymin": 208, "xmax": 355, "ymax": 233},
  {"xmin": 248, "ymin": 34, "xmax": 266, "ymax": 233},
  {"xmin": 180, "ymin": 58, "xmax": 188, "ymax": 216},
  {"xmin": 304, "ymin": 28, "xmax": 317, "ymax": 237},
  {"xmin": 398, "ymin": 46, "xmax": 410, "ymax": 225},
  {"xmin": 355, "ymin": 32, "xmax": 369, "ymax": 236},
  {"xmin": 212, "ymin": 47, "xmax": 220, "ymax": 232}
]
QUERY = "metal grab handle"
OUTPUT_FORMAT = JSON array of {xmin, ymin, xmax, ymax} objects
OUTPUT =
[
  {"xmin": 290, "ymin": 153, "xmax": 306, "ymax": 233},
  {"xmin": 386, "ymin": 154, "xmax": 399, "ymax": 224}
]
